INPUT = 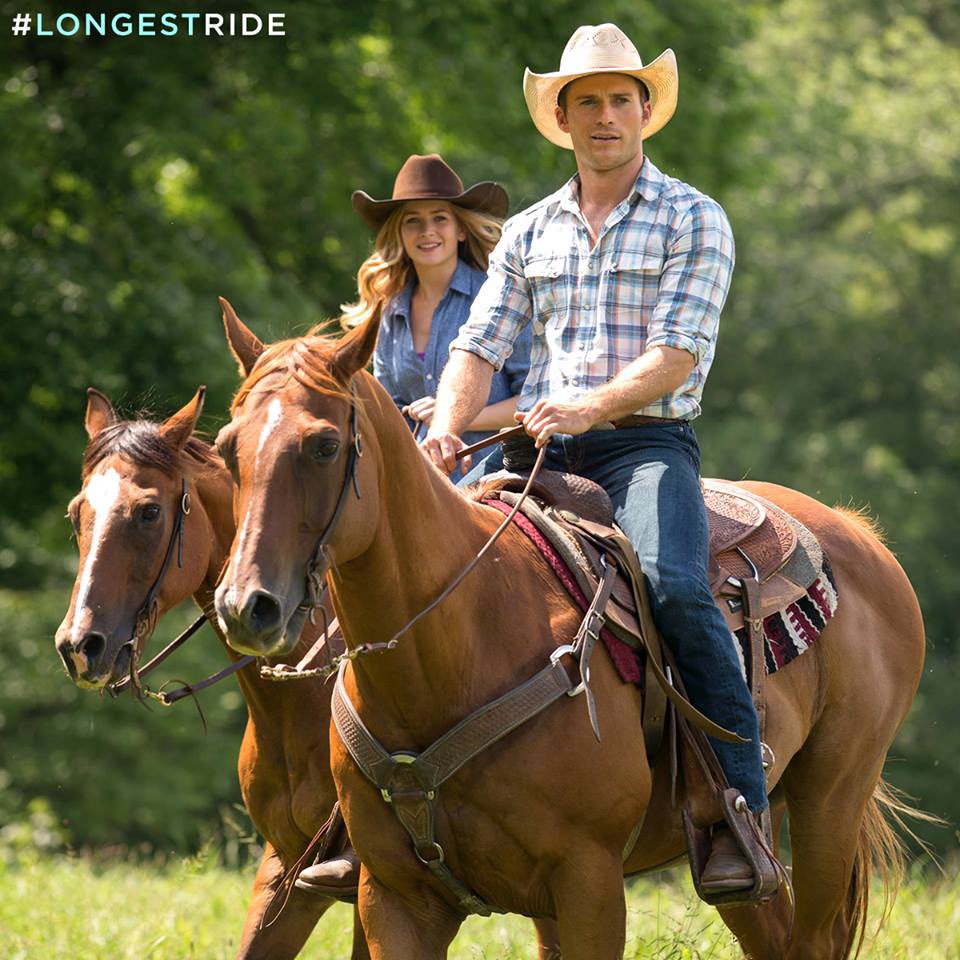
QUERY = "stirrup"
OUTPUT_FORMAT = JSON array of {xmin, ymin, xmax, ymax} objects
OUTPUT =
[{"xmin": 683, "ymin": 789, "xmax": 784, "ymax": 907}]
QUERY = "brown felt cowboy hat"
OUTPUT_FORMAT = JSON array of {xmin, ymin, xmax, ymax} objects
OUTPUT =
[
  {"xmin": 351, "ymin": 154, "xmax": 509, "ymax": 230},
  {"xmin": 523, "ymin": 23, "xmax": 678, "ymax": 149}
]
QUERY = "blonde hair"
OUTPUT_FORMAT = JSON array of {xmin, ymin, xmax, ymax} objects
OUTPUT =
[{"xmin": 341, "ymin": 203, "xmax": 503, "ymax": 330}]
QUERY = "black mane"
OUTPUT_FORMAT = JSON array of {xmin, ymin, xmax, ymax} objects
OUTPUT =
[{"xmin": 83, "ymin": 419, "xmax": 220, "ymax": 478}]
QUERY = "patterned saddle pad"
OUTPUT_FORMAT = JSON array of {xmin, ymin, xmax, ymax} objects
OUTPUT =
[{"xmin": 481, "ymin": 479, "xmax": 838, "ymax": 684}]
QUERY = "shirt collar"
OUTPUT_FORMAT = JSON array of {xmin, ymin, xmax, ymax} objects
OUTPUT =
[
  {"xmin": 558, "ymin": 155, "xmax": 665, "ymax": 214},
  {"xmin": 386, "ymin": 259, "xmax": 472, "ymax": 325},
  {"xmin": 386, "ymin": 278, "xmax": 416, "ymax": 326},
  {"xmin": 448, "ymin": 258, "xmax": 474, "ymax": 297},
  {"xmin": 633, "ymin": 156, "xmax": 665, "ymax": 202}
]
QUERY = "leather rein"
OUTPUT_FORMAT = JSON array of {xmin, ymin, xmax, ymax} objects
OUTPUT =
[
  {"xmin": 106, "ymin": 383, "xmax": 366, "ymax": 707},
  {"xmin": 105, "ymin": 392, "xmax": 524, "ymax": 706}
]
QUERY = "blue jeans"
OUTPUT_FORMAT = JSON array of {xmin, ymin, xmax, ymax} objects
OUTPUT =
[{"xmin": 460, "ymin": 423, "xmax": 768, "ymax": 813}]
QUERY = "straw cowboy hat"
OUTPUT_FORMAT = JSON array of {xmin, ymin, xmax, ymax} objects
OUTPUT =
[
  {"xmin": 523, "ymin": 23, "xmax": 678, "ymax": 149},
  {"xmin": 351, "ymin": 154, "xmax": 509, "ymax": 230}
]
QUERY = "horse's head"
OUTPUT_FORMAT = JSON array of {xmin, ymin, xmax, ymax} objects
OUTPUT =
[
  {"xmin": 214, "ymin": 298, "xmax": 381, "ymax": 657},
  {"xmin": 55, "ymin": 387, "xmax": 220, "ymax": 688}
]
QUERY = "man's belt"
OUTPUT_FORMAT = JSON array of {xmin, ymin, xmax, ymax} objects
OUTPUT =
[{"xmin": 610, "ymin": 414, "xmax": 683, "ymax": 429}]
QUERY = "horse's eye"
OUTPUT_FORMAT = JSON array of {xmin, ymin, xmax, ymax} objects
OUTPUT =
[
  {"xmin": 312, "ymin": 439, "xmax": 340, "ymax": 462},
  {"xmin": 140, "ymin": 504, "xmax": 161, "ymax": 523}
]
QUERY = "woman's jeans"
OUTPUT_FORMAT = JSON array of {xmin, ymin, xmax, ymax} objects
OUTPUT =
[{"xmin": 459, "ymin": 422, "xmax": 768, "ymax": 813}]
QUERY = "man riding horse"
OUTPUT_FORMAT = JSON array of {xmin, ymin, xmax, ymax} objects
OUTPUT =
[{"xmin": 421, "ymin": 22, "xmax": 777, "ymax": 897}]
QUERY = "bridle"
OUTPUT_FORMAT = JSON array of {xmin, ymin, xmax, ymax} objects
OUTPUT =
[
  {"xmin": 106, "ymin": 476, "xmax": 214, "ymax": 704},
  {"xmin": 260, "ymin": 413, "xmax": 545, "ymax": 683},
  {"xmin": 106, "ymin": 472, "xmax": 258, "ymax": 707},
  {"xmin": 295, "ymin": 382, "xmax": 363, "ymax": 623},
  {"xmin": 108, "ymin": 384, "xmax": 364, "ymax": 706},
  {"xmin": 106, "ymin": 382, "xmax": 525, "ymax": 703}
]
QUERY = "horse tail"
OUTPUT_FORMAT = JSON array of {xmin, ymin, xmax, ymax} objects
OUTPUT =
[{"xmin": 845, "ymin": 778, "xmax": 940, "ymax": 958}]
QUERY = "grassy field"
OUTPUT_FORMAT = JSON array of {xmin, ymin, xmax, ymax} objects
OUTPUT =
[{"xmin": 1, "ymin": 854, "xmax": 957, "ymax": 959}]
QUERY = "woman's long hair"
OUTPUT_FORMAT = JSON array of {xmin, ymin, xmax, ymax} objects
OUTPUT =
[{"xmin": 341, "ymin": 204, "xmax": 503, "ymax": 330}]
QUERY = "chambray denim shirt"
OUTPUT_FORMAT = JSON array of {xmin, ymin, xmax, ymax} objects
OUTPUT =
[{"xmin": 373, "ymin": 259, "xmax": 532, "ymax": 480}]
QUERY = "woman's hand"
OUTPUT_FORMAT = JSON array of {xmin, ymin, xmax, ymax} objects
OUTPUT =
[{"xmin": 403, "ymin": 396, "xmax": 437, "ymax": 424}]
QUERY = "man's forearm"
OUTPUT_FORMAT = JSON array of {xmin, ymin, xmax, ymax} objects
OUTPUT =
[
  {"xmin": 432, "ymin": 349, "xmax": 497, "ymax": 436},
  {"xmin": 582, "ymin": 346, "xmax": 695, "ymax": 423}
]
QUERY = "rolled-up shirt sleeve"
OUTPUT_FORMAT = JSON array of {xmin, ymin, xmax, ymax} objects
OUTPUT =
[
  {"xmin": 646, "ymin": 199, "xmax": 734, "ymax": 365},
  {"xmin": 450, "ymin": 225, "xmax": 533, "ymax": 372},
  {"xmin": 502, "ymin": 322, "xmax": 532, "ymax": 395}
]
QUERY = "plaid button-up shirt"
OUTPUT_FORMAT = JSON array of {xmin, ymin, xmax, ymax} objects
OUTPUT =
[{"xmin": 450, "ymin": 158, "xmax": 734, "ymax": 420}]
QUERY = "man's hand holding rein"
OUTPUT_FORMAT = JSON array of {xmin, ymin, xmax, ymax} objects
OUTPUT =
[{"xmin": 518, "ymin": 345, "xmax": 696, "ymax": 448}]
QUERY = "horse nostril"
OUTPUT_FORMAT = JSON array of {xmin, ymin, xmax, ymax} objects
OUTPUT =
[
  {"xmin": 78, "ymin": 631, "xmax": 106, "ymax": 662},
  {"xmin": 248, "ymin": 592, "xmax": 282, "ymax": 633}
]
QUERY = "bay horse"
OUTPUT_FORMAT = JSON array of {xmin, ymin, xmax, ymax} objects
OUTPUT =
[
  {"xmin": 54, "ymin": 386, "xmax": 371, "ymax": 960},
  {"xmin": 213, "ymin": 303, "xmax": 925, "ymax": 960}
]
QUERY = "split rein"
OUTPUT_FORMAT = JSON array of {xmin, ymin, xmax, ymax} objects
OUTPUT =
[{"xmin": 107, "ymin": 406, "xmax": 535, "ymax": 706}]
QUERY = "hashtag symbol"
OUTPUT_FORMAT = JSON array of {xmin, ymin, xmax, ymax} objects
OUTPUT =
[{"xmin": 11, "ymin": 13, "xmax": 31, "ymax": 35}]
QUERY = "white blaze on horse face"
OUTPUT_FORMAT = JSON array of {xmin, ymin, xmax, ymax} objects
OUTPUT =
[
  {"xmin": 72, "ymin": 466, "xmax": 122, "ymax": 637},
  {"xmin": 226, "ymin": 396, "xmax": 283, "ymax": 608}
]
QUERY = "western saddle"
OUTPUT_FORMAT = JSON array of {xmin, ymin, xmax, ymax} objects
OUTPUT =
[{"xmin": 475, "ymin": 469, "xmax": 821, "ymax": 750}]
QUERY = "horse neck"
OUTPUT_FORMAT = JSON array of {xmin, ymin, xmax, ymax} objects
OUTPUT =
[{"xmin": 331, "ymin": 379, "xmax": 502, "ymax": 728}]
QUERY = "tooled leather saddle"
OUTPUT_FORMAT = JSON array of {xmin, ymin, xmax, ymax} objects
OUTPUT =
[{"xmin": 474, "ymin": 469, "xmax": 824, "ymax": 752}]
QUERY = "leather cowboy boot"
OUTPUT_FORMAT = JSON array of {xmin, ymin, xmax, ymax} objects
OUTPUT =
[
  {"xmin": 699, "ymin": 824, "xmax": 754, "ymax": 893},
  {"xmin": 295, "ymin": 846, "xmax": 360, "ymax": 901}
]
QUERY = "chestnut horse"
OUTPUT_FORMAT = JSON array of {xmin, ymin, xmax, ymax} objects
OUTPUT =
[
  {"xmin": 214, "ymin": 303, "xmax": 924, "ymax": 960},
  {"xmin": 54, "ymin": 387, "xmax": 371, "ymax": 960}
]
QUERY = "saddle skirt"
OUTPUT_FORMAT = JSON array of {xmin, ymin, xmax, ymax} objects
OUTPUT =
[{"xmin": 475, "ymin": 470, "xmax": 836, "ymax": 679}]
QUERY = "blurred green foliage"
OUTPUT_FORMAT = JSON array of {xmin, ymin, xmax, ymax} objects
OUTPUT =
[{"xmin": 0, "ymin": 0, "xmax": 957, "ymax": 856}]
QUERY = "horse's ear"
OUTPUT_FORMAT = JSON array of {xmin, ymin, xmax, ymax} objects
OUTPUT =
[
  {"xmin": 333, "ymin": 305, "xmax": 382, "ymax": 380},
  {"xmin": 220, "ymin": 296, "xmax": 264, "ymax": 377},
  {"xmin": 160, "ymin": 386, "xmax": 206, "ymax": 452},
  {"xmin": 85, "ymin": 388, "xmax": 116, "ymax": 440}
]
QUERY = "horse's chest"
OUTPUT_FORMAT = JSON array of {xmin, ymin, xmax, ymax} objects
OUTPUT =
[
  {"xmin": 242, "ymin": 740, "xmax": 337, "ymax": 856},
  {"xmin": 340, "ymin": 766, "xmax": 561, "ymax": 915}
]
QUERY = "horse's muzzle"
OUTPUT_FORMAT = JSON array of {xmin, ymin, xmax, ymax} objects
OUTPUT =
[
  {"xmin": 54, "ymin": 626, "xmax": 123, "ymax": 688},
  {"xmin": 215, "ymin": 586, "xmax": 299, "ymax": 657}
]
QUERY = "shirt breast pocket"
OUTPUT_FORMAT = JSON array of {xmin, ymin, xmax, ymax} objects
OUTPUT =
[
  {"xmin": 524, "ymin": 255, "xmax": 569, "ymax": 333},
  {"xmin": 606, "ymin": 249, "xmax": 664, "ymax": 314},
  {"xmin": 609, "ymin": 249, "xmax": 665, "ymax": 278}
]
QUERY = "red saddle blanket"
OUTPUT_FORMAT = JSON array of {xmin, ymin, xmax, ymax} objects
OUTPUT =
[{"xmin": 485, "ymin": 499, "xmax": 838, "ymax": 685}]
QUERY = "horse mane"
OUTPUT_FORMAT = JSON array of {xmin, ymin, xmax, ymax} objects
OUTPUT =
[
  {"xmin": 82, "ymin": 418, "xmax": 222, "ymax": 480},
  {"xmin": 231, "ymin": 321, "xmax": 358, "ymax": 413},
  {"xmin": 833, "ymin": 504, "xmax": 888, "ymax": 544}
]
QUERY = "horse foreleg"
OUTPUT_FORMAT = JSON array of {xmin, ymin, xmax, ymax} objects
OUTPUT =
[
  {"xmin": 533, "ymin": 917, "xmax": 562, "ymax": 959},
  {"xmin": 357, "ymin": 864, "xmax": 462, "ymax": 959},
  {"xmin": 551, "ymin": 852, "xmax": 626, "ymax": 960},
  {"xmin": 236, "ymin": 842, "xmax": 336, "ymax": 960}
]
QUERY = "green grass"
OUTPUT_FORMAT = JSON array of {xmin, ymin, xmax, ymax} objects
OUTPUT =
[{"xmin": 0, "ymin": 854, "xmax": 957, "ymax": 959}]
